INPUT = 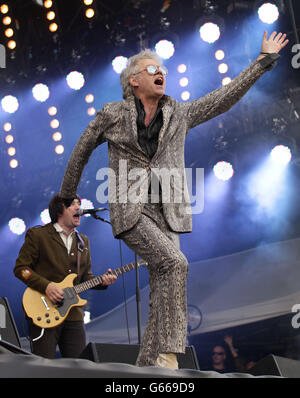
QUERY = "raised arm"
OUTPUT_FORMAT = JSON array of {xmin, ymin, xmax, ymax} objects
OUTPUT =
[{"xmin": 183, "ymin": 31, "xmax": 288, "ymax": 130}]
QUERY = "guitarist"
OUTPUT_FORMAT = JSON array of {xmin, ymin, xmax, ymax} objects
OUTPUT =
[{"xmin": 14, "ymin": 194, "xmax": 117, "ymax": 359}]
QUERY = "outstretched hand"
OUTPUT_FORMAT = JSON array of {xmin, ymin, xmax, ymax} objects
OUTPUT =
[{"xmin": 260, "ymin": 31, "xmax": 289, "ymax": 54}]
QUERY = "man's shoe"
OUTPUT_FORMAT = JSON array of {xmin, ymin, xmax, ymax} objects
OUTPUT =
[{"xmin": 155, "ymin": 353, "xmax": 178, "ymax": 370}]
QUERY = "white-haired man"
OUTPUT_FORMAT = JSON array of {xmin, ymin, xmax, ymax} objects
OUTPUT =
[{"xmin": 60, "ymin": 31, "xmax": 288, "ymax": 369}]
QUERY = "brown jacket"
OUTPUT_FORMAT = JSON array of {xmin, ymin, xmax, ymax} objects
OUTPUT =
[
  {"xmin": 60, "ymin": 59, "xmax": 274, "ymax": 237},
  {"xmin": 14, "ymin": 223, "xmax": 104, "ymax": 321}
]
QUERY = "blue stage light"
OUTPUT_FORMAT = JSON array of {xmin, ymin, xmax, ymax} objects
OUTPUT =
[
  {"xmin": 270, "ymin": 145, "xmax": 292, "ymax": 165},
  {"xmin": 32, "ymin": 83, "xmax": 50, "ymax": 102},
  {"xmin": 1, "ymin": 95, "xmax": 19, "ymax": 113},
  {"xmin": 199, "ymin": 22, "xmax": 220, "ymax": 43},
  {"xmin": 8, "ymin": 217, "xmax": 26, "ymax": 235},
  {"xmin": 155, "ymin": 39, "xmax": 175, "ymax": 59},
  {"xmin": 258, "ymin": 2, "xmax": 279, "ymax": 24},
  {"xmin": 213, "ymin": 161, "xmax": 234, "ymax": 181},
  {"xmin": 66, "ymin": 71, "xmax": 85, "ymax": 90},
  {"xmin": 112, "ymin": 56, "xmax": 128, "ymax": 74}
]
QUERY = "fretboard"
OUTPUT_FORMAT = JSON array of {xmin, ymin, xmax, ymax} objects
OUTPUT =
[{"xmin": 74, "ymin": 259, "xmax": 147, "ymax": 294}]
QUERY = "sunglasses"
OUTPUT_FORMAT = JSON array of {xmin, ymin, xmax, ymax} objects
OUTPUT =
[
  {"xmin": 134, "ymin": 64, "xmax": 168, "ymax": 76},
  {"xmin": 212, "ymin": 352, "xmax": 224, "ymax": 356}
]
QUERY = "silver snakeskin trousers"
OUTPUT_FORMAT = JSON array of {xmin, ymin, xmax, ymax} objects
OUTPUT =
[{"xmin": 120, "ymin": 202, "xmax": 189, "ymax": 367}]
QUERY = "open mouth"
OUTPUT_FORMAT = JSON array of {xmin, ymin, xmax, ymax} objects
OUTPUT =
[
  {"xmin": 73, "ymin": 213, "xmax": 80, "ymax": 219},
  {"xmin": 154, "ymin": 77, "xmax": 164, "ymax": 86}
]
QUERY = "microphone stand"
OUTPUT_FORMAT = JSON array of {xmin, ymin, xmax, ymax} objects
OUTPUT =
[{"xmin": 91, "ymin": 212, "xmax": 142, "ymax": 345}]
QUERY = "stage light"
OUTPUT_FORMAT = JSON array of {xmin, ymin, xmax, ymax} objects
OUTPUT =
[
  {"xmin": 85, "ymin": 94, "xmax": 94, "ymax": 103},
  {"xmin": 43, "ymin": 0, "xmax": 52, "ymax": 8},
  {"xmin": 155, "ymin": 39, "xmax": 175, "ymax": 59},
  {"xmin": 55, "ymin": 144, "xmax": 64, "ymax": 155},
  {"xmin": 179, "ymin": 77, "xmax": 189, "ymax": 87},
  {"xmin": 9, "ymin": 159, "xmax": 18, "ymax": 168},
  {"xmin": 7, "ymin": 147, "xmax": 16, "ymax": 156},
  {"xmin": 4, "ymin": 27, "xmax": 14, "ymax": 38},
  {"xmin": 222, "ymin": 77, "xmax": 231, "ymax": 86},
  {"xmin": 199, "ymin": 22, "xmax": 220, "ymax": 43},
  {"xmin": 215, "ymin": 50, "xmax": 225, "ymax": 60},
  {"xmin": 177, "ymin": 64, "xmax": 187, "ymax": 73},
  {"xmin": 1, "ymin": 95, "xmax": 19, "ymax": 114},
  {"xmin": 8, "ymin": 218, "xmax": 26, "ymax": 235},
  {"xmin": 270, "ymin": 145, "xmax": 292, "ymax": 165},
  {"xmin": 50, "ymin": 119, "xmax": 59, "ymax": 129},
  {"xmin": 49, "ymin": 22, "xmax": 58, "ymax": 32},
  {"xmin": 32, "ymin": 83, "xmax": 50, "ymax": 102},
  {"xmin": 84, "ymin": 0, "xmax": 93, "ymax": 5},
  {"xmin": 258, "ymin": 2, "xmax": 279, "ymax": 24},
  {"xmin": 218, "ymin": 63, "xmax": 228, "ymax": 74},
  {"xmin": 213, "ymin": 161, "xmax": 234, "ymax": 181},
  {"xmin": 0, "ymin": 4, "xmax": 9, "ymax": 14},
  {"xmin": 66, "ymin": 71, "xmax": 85, "ymax": 90},
  {"xmin": 7, "ymin": 40, "xmax": 16, "ymax": 49},
  {"xmin": 3, "ymin": 122, "xmax": 12, "ymax": 131},
  {"xmin": 5, "ymin": 135, "xmax": 14, "ymax": 144},
  {"xmin": 80, "ymin": 198, "xmax": 94, "ymax": 217},
  {"xmin": 52, "ymin": 132, "xmax": 62, "ymax": 141},
  {"xmin": 87, "ymin": 107, "xmax": 96, "ymax": 116},
  {"xmin": 46, "ymin": 10, "xmax": 55, "ymax": 20},
  {"xmin": 181, "ymin": 91, "xmax": 190, "ymax": 101},
  {"xmin": 48, "ymin": 106, "xmax": 57, "ymax": 116},
  {"xmin": 3, "ymin": 16, "xmax": 11, "ymax": 25},
  {"xmin": 40, "ymin": 209, "xmax": 51, "ymax": 224},
  {"xmin": 85, "ymin": 8, "xmax": 95, "ymax": 18},
  {"xmin": 112, "ymin": 56, "xmax": 128, "ymax": 74}
]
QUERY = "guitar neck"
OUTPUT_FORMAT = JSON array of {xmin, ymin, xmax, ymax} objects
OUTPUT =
[{"xmin": 74, "ymin": 260, "xmax": 146, "ymax": 294}]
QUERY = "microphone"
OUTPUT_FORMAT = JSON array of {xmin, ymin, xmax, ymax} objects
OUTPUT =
[{"xmin": 77, "ymin": 208, "xmax": 107, "ymax": 216}]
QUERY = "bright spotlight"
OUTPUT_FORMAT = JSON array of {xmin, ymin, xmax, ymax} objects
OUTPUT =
[
  {"xmin": 177, "ymin": 64, "xmax": 187, "ymax": 73},
  {"xmin": 179, "ymin": 77, "xmax": 189, "ymax": 87},
  {"xmin": 8, "ymin": 217, "xmax": 26, "ymax": 235},
  {"xmin": 9, "ymin": 159, "xmax": 18, "ymax": 168},
  {"xmin": 218, "ymin": 63, "xmax": 228, "ymax": 74},
  {"xmin": 112, "ymin": 56, "xmax": 128, "ymax": 74},
  {"xmin": 181, "ymin": 91, "xmax": 190, "ymax": 101},
  {"xmin": 55, "ymin": 144, "xmax": 64, "ymax": 154},
  {"xmin": 213, "ymin": 161, "xmax": 234, "ymax": 181},
  {"xmin": 222, "ymin": 77, "xmax": 232, "ymax": 86},
  {"xmin": 1, "ymin": 95, "xmax": 19, "ymax": 113},
  {"xmin": 199, "ymin": 22, "xmax": 220, "ymax": 43},
  {"xmin": 258, "ymin": 3, "xmax": 279, "ymax": 24},
  {"xmin": 215, "ymin": 50, "xmax": 225, "ymax": 60},
  {"xmin": 155, "ymin": 39, "xmax": 175, "ymax": 59},
  {"xmin": 80, "ymin": 198, "xmax": 94, "ymax": 217},
  {"xmin": 40, "ymin": 209, "xmax": 51, "ymax": 224},
  {"xmin": 66, "ymin": 71, "xmax": 85, "ymax": 90},
  {"xmin": 271, "ymin": 145, "xmax": 292, "ymax": 165},
  {"xmin": 32, "ymin": 83, "xmax": 50, "ymax": 102}
]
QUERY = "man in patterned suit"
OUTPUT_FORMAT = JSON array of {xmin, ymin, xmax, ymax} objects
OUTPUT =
[{"xmin": 60, "ymin": 31, "xmax": 288, "ymax": 369}]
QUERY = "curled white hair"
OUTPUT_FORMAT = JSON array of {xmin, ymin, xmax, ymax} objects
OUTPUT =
[{"xmin": 120, "ymin": 49, "xmax": 162, "ymax": 99}]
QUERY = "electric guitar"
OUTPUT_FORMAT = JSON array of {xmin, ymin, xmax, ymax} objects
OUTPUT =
[{"xmin": 22, "ymin": 259, "xmax": 147, "ymax": 329}]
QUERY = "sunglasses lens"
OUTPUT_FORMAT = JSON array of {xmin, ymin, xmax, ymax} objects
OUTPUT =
[
  {"xmin": 147, "ymin": 65, "xmax": 157, "ymax": 74},
  {"xmin": 160, "ymin": 66, "xmax": 168, "ymax": 76}
]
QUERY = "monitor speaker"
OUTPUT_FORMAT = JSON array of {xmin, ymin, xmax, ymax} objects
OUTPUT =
[
  {"xmin": 249, "ymin": 354, "xmax": 300, "ymax": 377},
  {"xmin": 0, "ymin": 297, "xmax": 21, "ymax": 348},
  {"xmin": 80, "ymin": 343, "xmax": 200, "ymax": 370}
]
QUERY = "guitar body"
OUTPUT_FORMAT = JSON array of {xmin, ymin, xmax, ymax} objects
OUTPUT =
[{"xmin": 22, "ymin": 273, "xmax": 87, "ymax": 328}]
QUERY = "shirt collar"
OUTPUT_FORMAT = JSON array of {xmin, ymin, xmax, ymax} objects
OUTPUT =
[{"xmin": 53, "ymin": 222, "xmax": 76, "ymax": 237}]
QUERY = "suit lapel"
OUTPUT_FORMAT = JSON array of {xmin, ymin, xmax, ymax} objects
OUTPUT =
[{"xmin": 46, "ymin": 223, "xmax": 68, "ymax": 251}]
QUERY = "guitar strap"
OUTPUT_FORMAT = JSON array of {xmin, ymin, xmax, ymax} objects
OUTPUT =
[{"xmin": 75, "ymin": 230, "xmax": 87, "ymax": 281}]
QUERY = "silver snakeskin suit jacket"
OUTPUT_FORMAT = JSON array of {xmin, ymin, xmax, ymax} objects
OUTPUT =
[{"xmin": 60, "ymin": 59, "xmax": 271, "ymax": 237}]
